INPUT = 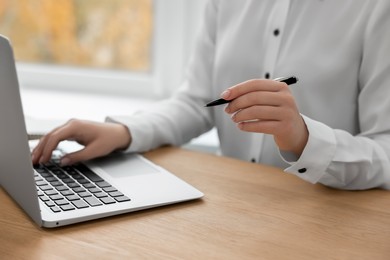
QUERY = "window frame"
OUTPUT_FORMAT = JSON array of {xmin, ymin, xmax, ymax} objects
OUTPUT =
[{"xmin": 16, "ymin": 0, "xmax": 206, "ymax": 99}]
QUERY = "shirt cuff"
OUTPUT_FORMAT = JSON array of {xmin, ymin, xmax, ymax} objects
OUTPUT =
[{"xmin": 281, "ymin": 115, "xmax": 337, "ymax": 184}]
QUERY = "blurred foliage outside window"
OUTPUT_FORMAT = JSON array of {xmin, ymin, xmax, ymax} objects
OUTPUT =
[{"xmin": 0, "ymin": 0, "xmax": 153, "ymax": 72}]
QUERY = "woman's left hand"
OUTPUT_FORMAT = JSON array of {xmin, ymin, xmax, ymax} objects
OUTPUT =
[{"xmin": 222, "ymin": 79, "xmax": 308, "ymax": 156}]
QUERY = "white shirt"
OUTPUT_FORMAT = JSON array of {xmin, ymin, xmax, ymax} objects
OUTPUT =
[{"xmin": 108, "ymin": 0, "xmax": 390, "ymax": 190}]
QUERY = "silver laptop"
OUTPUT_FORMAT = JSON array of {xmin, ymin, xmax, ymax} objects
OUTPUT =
[{"xmin": 0, "ymin": 35, "xmax": 203, "ymax": 228}]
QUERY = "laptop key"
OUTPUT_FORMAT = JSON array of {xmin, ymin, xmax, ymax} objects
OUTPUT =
[
  {"xmin": 77, "ymin": 178, "xmax": 90, "ymax": 185},
  {"xmin": 84, "ymin": 196, "xmax": 103, "ymax": 207},
  {"xmin": 83, "ymin": 183, "xmax": 96, "ymax": 189},
  {"xmin": 108, "ymin": 191, "xmax": 125, "ymax": 197},
  {"xmin": 66, "ymin": 195, "xmax": 80, "ymax": 201},
  {"xmin": 40, "ymin": 185, "xmax": 53, "ymax": 191},
  {"xmin": 39, "ymin": 195, "xmax": 50, "ymax": 202},
  {"xmin": 45, "ymin": 201, "xmax": 56, "ymax": 207},
  {"xmin": 34, "ymin": 176, "xmax": 43, "ymax": 181},
  {"xmin": 62, "ymin": 178, "xmax": 75, "ymax": 184},
  {"xmin": 88, "ymin": 188, "xmax": 101, "ymax": 193},
  {"xmin": 95, "ymin": 192, "xmax": 108, "ymax": 198},
  {"xmin": 51, "ymin": 181, "xmax": 63, "ymax": 186},
  {"xmin": 68, "ymin": 183, "xmax": 80, "ymax": 189},
  {"xmin": 51, "ymin": 206, "xmax": 61, "ymax": 213},
  {"xmin": 84, "ymin": 172, "xmax": 104, "ymax": 183},
  {"xmin": 45, "ymin": 176, "xmax": 58, "ymax": 182},
  {"xmin": 50, "ymin": 194, "xmax": 64, "ymax": 200},
  {"xmin": 72, "ymin": 199, "xmax": 89, "ymax": 209},
  {"xmin": 103, "ymin": 186, "xmax": 117, "ymax": 192},
  {"xmin": 115, "ymin": 196, "xmax": 131, "ymax": 202},
  {"xmin": 56, "ymin": 173, "xmax": 68, "ymax": 179},
  {"xmin": 39, "ymin": 172, "xmax": 51, "ymax": 178},
  {"xmin": 64, "ymin": 169, "xmax": 78, "ymax": 175},
  {"xmin": 55, "ymin": 199, "xmax": 69, "ymax": 206},
  {"xmin": 35, "ymin": 180, "xmax": 47, "ymax": 186},
  {"xmin": 60, "ymin": 204, "xmax": 75, "ymax": 211},
  {"xmin": 51, "ymin": 169, "xmax": 63, "ymax": 175},
  {"xmin": 72, "ymin": 173, "xmax": 84, "ymax": 180},
  {"xmin": 78, "ymin": 191, "xmax": 92, "ymax": 198},
  {"xmin": 56, "ymin": 185, "xmax": 69, "ymax": 191},
  {"xmin": 60, "ymin": 190, "xmax": 74, "ymax": 196},
  {"xmin": 34, "ymin": 167, "xmax": 47, "ymax": 173},
  {"xmin": 45, "ymin": 190, "xmax": 58, "ymax": 196},
  {"xmin": 100, "ymin": 197, "xmax": 116, "ymax": 205},
  {"xmin": 96, "ymin": 181, "xmax": 111, "ymax": 188},
  {"xmin": 73, "ymin": 187, "xmax": 86, "ymax": 193},
  {"xmin": 75, "ymin": 165, "xmax": 104, "ymax": 182}
]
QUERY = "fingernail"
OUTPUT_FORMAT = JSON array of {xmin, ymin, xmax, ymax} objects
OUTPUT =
[
  {"xmin": 231, "ymin": 112, "xmax": 236, "ymax": 121},
  {"xmin": 221, "ymin": 89, "xmax": 231, "ymax": 99},
  {"xmin": 60, "ymin": 157, "xmax": 71, "ymax": 166},
  {"xmin": 224, "ymin": 105, "xmax": 231, "ymax": 113}
]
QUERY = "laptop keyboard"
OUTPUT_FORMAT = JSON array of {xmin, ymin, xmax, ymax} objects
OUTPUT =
[{"xmin": 33, "ymin": 157, "xmax": 131, "ymax": 213}]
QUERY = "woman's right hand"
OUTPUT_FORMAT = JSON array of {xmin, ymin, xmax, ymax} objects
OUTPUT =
[{"xmin": 31, "ymin": 119, "xmax": 132, "ymax": 166}]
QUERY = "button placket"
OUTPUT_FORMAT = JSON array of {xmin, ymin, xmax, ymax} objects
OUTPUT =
[{"xmin": 261, "ymin": 0, "xmax": 290, "ymax": 81}]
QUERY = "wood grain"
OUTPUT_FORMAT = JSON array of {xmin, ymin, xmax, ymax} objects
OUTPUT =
[{"xmin": 1, "ymin": 146, "xmax": 389, "ymax": 259}]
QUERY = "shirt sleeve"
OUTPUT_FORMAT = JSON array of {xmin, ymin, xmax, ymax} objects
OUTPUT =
[
  {"xmin": 105, "ymin": 0, "xmax": 219, "ymax": 153},
  {"xmin": 283, "ymin": 0, "xmax": 390, "ymax": 190}
]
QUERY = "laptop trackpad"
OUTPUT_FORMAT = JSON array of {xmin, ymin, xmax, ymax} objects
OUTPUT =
[{"xmin": 88, "ymin": 153, "xmax": 159, "ymax": 179}]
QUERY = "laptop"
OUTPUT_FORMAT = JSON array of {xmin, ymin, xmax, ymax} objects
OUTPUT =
[{"xmin": 0, "ymin": 34, "xmax": 203, "ymax": 228}]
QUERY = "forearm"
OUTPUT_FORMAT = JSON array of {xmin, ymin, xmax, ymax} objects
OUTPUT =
[{"xmin": 106, "ymin": 93, "xmax": 214, "ymax": 153}]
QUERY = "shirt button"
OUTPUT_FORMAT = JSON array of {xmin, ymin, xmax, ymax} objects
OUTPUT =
[
  {"xmin": 264, "ymin": 72, "xmax": 270, "ymax": 79},
  {"xmin": 273, "ymin": 29, "xmax": 280, "ymax": 36},
  {"xmin": 298, "ymin": 168, "xmax": 307, "ymax": 174},
  {"xmin": 251, "ymin": 158, "xmax": 256, "ymax": 163}
]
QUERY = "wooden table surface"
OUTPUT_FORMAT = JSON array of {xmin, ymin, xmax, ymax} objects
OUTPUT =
[{"xmin": 1, "ymin": 146, "xmax": 390, "ymax": 259}]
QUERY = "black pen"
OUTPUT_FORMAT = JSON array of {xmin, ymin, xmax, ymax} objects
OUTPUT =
[{"xmin": 204, "ymin": 76, "xmax": 299, "ymax": 107}]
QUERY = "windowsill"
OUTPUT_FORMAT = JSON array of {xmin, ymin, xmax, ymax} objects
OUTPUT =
[{"xmin": 20, "ymin": 87, "xmax": 219, "ymax": 153}]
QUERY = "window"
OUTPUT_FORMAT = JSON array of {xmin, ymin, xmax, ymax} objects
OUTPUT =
[
  {"xmin": 0, "ymin": 0, "xmax": 206, "ymax": 98},
  {"xmin": 0, "ymin": 0, "xmax": 152, "ymax": 71}
]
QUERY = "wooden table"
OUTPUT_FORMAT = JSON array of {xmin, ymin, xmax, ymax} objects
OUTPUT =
[{"xmin": 1, "ymin": 147, "xmax": 390, "ymax": 259}]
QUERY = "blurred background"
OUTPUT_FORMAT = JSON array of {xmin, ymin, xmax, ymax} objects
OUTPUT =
[
  {"xmin": 0, "ymin": 0, "xmax": 207, "ymax": 96},
  {"xmin": 0, "ymin": 0, "xmax": 152, "ymax": 72},
  {"xmin": 0, "ymin": 0, "xmax": 218, "ymax": 153}
]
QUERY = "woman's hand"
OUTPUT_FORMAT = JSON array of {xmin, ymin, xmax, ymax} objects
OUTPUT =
[
  {"xmin": 31, "ymin": 119, "xmax": 132, "ymax": 166},
  {"xmin": 222, "ymin": 79, "xmax": 308, "ymax": 156}
]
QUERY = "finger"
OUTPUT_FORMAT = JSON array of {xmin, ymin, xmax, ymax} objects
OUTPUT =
[
  {"xmin": 225, "ymin": 91, "xmax": 282, "ymax": 114},
  {"xmin": 231, "ymin": 106, "xmax": 283, "ymax": 123},
  {"xmin": 31, "ymin": 133, "xmax": 59, "ymax": 164},
  {"xmin": 31, "ymin": 129, "xmax": 56, "ymax": 163},
  {"xmin": 237, "ymin": 120, "xmax": 279, "ymax": 134},
  {"xmin": 60, "ymin": 142, "xmax": 111, "ymax": 166},
  {"xmin": 31, "ymin": 140, "xmax": 46, "ymax": 165},
  {"xmin": 31, "ymin": 120, "xmax": 73, "ymax": 164},
  {"xmin": 221, "ymin": 79, "xmax": 284, "ymax": 101},
  {"xmin": 60, "ymin": 149, "xmax": 91, "ymax": 166},
  {"xmin": 37, "ymin": 124, "xmax": 80, "ymax": 164}
]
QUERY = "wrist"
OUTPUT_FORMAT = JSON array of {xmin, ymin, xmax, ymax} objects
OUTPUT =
[
  {"xmin": 113, "ymin": 124, "xmax": 132, "ymax": 151},
  {"xmin": 292, "ymin": 118, "xmax": 309, "ymax": 157}
]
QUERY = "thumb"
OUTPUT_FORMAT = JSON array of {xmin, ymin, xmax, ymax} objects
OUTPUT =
[{"xmin": 60, "ymin": 146, "xmax": 101, "ymax": 166}]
